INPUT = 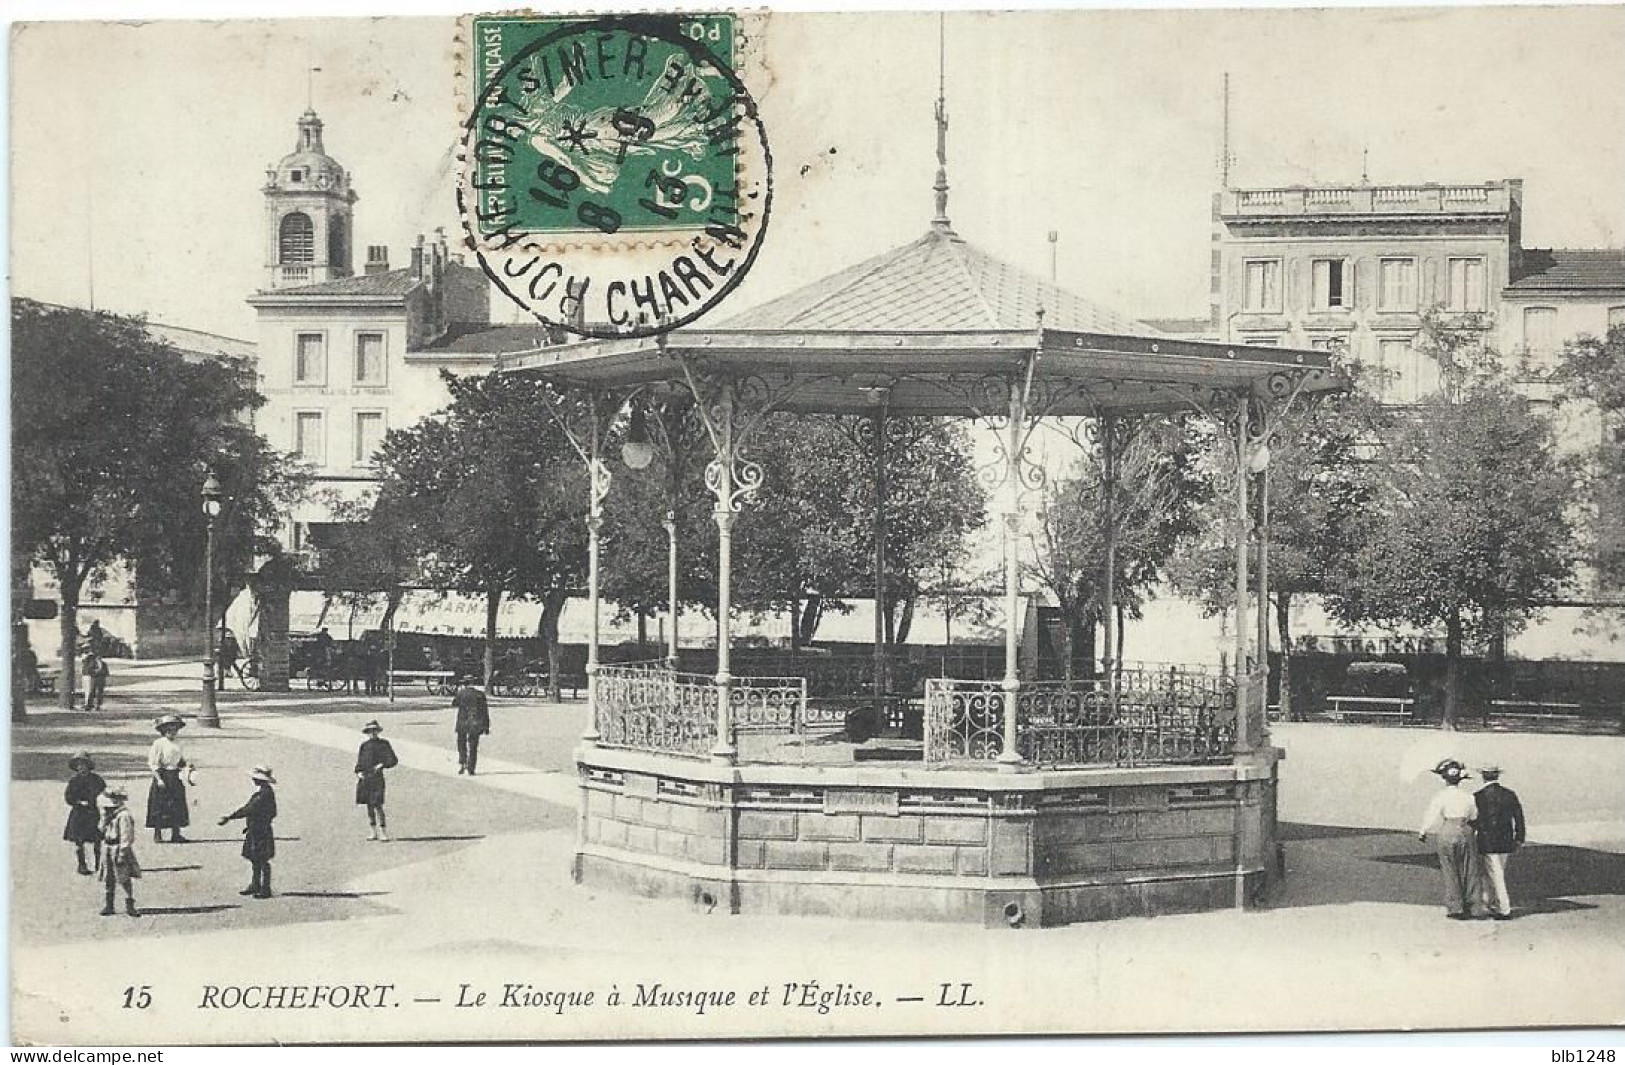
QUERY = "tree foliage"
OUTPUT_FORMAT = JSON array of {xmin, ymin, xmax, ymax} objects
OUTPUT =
[
  {"xmin": 374, "ymin": 371, "xmax": 587, "ymax": 688},
  {"xmin": 11, "ymin": 298, "xmax": 299, "ymax": 708},
  {"xmin": 1031, "ymin": 415, "xmax": 1212, "ymax": 678},
  {"xmin": 1328, "ymin": 378, "xmax": 1579, "ymax": 726},
  {"xmin": 1557, "ymin": 324, "xmax": 1625, "ymax": 591}
]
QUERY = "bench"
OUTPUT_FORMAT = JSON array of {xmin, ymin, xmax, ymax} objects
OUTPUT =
[
  {"xmin": 388, "ymin": 670, "xmax": 456, "ymax": 696},
  {"xmin": 35, "ymin": 670, "xmax": 59, "ymax": 696},
  {"xmin": 1488, "ymin": 699, "xmax": 1583, "ymax": 720},
  {"xmin": 536, "ymin": 673, "xmax": 586, "ymax": 699},
  {"xmin": 1326, "ymin": 695, "xmax": 1415, "ymax": 722}
]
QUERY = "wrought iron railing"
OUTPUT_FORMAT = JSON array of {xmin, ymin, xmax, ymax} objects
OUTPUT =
[
  {"xmin": 594, "ymin": 662, "xmax": 718, "ymax": 759},
  {"xmin": 731, "ymin": 675, "xmax": 809, "ymax": 733},
  {"xmin": 924, "ymin": 667, "xmax": 1237, "ymax": 768}
]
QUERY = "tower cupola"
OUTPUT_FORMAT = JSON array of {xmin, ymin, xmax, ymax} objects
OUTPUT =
[{"xmin": 262, "ymin": 108, "xmax": 358, "ymax": 289}]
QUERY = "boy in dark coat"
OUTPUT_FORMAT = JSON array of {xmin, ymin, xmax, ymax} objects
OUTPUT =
[
  {"xmin": 219, "ymin": 765, "xmax": 278, "ymax": 899},
  {"xmin": 452, "ymin": 679, "xmax": 490, "ymax": 775},
  {"xmin": 63, "ymin": 752, "xmax": 106, "ymax": 875},
  {"xmin": 355, "ymin": 720, "xmax": 399, "ymax": 841}
]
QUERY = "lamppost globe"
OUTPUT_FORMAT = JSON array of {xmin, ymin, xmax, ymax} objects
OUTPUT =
[
  {"xmin": 621, "ymin": 439, "xmax": 655, "ymax": 471},
  {"xmin": 621, "ymin": 407, "xmax": 655, "ymax": 470}
]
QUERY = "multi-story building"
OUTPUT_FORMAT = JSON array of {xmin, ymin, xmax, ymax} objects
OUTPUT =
[
  {"xmin": 247, "ymin": 109, "xmax": 550, "ymax": 561},
  {"xmin": 1212, "ymin": 178, "xmax": 1625, "ymax": 404}
]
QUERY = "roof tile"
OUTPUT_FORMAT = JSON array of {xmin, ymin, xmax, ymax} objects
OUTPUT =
[{"xmin": 1508, "ymin": 248, "xmax": 1625, "ymax": 291}]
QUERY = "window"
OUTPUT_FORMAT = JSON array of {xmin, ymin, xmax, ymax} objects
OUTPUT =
[
  {"xmin": 290, "ymin": 168, "xmax": 306, "ymax": 183},
  {"xmin": 1446, "ymin": 258, "xmax": 1486, "ymax": 312},
  {"xmin": 1244, "ymin": 259, "xmax": 1281, "ymax": 312},
  {"xmin": 294, "ymin": 333, "xmax": 326, "ymax": 384},
  {"xmin": 279, "ymin": 212, "xmax": 314, "ymax": 264},
  {"xmin": 1608, "ymin": 306, "xmax": 1625, "ymax": 331},
  {"xmin": 1524, "ymin": 307, "xmax": 1558, "ymax": 367},
  {"xmin": 355, "ymin": 332, "xmax": 386, "ymax": 385},
  {"xmin": 354, "ymin": 412, "xmax": 386, "ymax": 466},
  {"xmin": 1240, "ymin": 334, "xmax": 1282, "ymax": 347},
  {"xmin": 1376, "ymin": 337, "xmax": 1439, "ymax": 405},
  {"xmin": 1309, "ymin": 336, "xmax": 1340, "ymax": 352},
  {"xmin": 1312, "ymin": 259, "xmax": 1351, "ymax": 310},
  {"xmin": 1378, "ymin": 258, "xmax": 1417, "ymax": 311},
  {"xmin": 294, "ymin": 412, "xmax": 325, "ymax": 463}
]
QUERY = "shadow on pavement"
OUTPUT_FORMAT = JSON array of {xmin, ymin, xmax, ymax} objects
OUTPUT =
[
  {"xmin": 142, "ymin": 865, "xmax": 203, "ymax": 874},
  {"xmin": 279, "ymin": 891, "xmax": 389, "ymax": 900},
  {"xmin": 138, "ymin": 905, "xmax": 242, "ymax": 916},
  {"xmin": 392, "ymin": 835, "xmax": 484, "ymax": 843},
  {"xmin": 1276, "ymin": 823, "xmax": 1625, "ymax": 915}
]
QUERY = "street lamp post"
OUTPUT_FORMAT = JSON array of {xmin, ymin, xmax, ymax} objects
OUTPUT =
[{"xmin": 199, "ymin": 472, "xmax": 223, "ymax": 728}]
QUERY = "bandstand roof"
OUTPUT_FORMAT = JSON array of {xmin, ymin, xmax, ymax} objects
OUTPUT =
[{"xmin": 497, "ymin": 225, "xmax": 1342, "ymax": 418}]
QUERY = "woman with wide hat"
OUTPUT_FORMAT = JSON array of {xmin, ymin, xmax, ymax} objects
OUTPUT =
[
  {"xmin": 354, "ymin": 720, "xmax": 399, "ymax": 842},
  {"xmin": 145, "ymin": 713, "xmax": 191, "ymax": 843},
  {"xmin": 62, "ymin": 752, "xmax": 106, "ymax": 875},
  {"xmin": 219, "ymin": 765, "xmax": 278, "ymax": 899},
  {"xmin": 1418, "ymin": 758, "xmax": 1483, "ymax": 919}
]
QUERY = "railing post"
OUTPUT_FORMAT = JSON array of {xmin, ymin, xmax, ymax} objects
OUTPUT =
[{"xmin": 997, "ymin": 375, "xmax": 1026, "ymax": 770}]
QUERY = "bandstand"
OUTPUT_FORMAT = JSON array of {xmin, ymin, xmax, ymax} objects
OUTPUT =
[{"xmin": 494, "ymin": 95, "xmax": 1341, "ymax": 919}]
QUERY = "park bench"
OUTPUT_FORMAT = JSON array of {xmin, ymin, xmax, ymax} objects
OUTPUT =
[
  {"xmin": 35, "ymin": 669, "xmax": 59, "ymax": 696},
  {"xmin": 1325, "ymin": 694, "xmax": 1415, "ymax": 723},
  {"xmin": 388, "ymin": 669, "xmax": 457, "ymax": 696},
  {"xmin": 1488, "ymin": 699, "xmax": 1583, "ymax": 721},
  {"xmin": 534, "ymin": 672, "xmax": 587, "ymax": 699}
]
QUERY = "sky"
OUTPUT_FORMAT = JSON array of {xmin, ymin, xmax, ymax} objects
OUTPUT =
[{"xmin": 9, "ymin": 5, "xmax": 1625, "ymax": 341}]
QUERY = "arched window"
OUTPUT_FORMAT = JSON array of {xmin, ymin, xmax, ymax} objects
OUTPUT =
[
  {"xmin": 327, "ymin": 215, "xmax": 348, "ymax": 273},
  {"xmin": 279, "ymin": 212, "xmax": 314, "ymax": 264}
]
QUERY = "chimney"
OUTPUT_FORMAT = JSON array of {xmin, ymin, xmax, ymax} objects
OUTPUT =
[
  {"xmin": 410, "ymin": 234, "xmax": 425, "ymax": 280},
  {"xmin": 364, "ymin": 245, "xmax": 391, "ymax": 275}
]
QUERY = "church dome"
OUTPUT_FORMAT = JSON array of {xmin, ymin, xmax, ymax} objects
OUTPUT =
[{"xmin": 266, "ymin": 109, "xmax": 349, "ymax": 195}]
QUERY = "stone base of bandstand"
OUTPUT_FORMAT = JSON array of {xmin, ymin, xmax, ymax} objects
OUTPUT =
[{"xmin": 573, "ymin": 746, "xmax": 1283, "ymax": 928}]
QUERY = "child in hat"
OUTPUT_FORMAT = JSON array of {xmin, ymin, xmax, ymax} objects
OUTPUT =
[
  {"xmin": 63, "ymin": 752, "xmax": 106, "ymax": 875},
  {"xmin": 98, "ymin": 786, "xmax": 140, "ymax": 917},
  {"xmin": 219, "ymin": 766, "xmax": 278, "ymax": 899},
  {"xmin": 355, "ymin": 720, "xmax": 399, "ymax": 842}
]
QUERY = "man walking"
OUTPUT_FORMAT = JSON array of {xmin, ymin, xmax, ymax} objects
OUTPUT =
[
  {"xmin": 452, "ymin": 678, "xmax": 490, "ymax": 776},
  {"xmin": 1474, "ymin": 764, "xmax": 1526, "ymax": 921}
]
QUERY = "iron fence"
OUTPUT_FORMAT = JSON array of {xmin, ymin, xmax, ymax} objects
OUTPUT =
[{"xmin": 924, "ymin": 667, "xmax": 1236, "ymax": 768}]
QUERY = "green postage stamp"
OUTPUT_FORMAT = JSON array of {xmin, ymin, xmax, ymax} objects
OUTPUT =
[{"xmin": 460, "ymin": 13, "xmax": 772, "ymax": 337}]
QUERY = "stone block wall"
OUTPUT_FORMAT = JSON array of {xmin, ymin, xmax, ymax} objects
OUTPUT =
[{"xmin": 576, "ymin": 753, "xmax": 1280, "ymax": 927}]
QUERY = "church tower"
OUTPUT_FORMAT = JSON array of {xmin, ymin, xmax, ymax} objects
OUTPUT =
[{"xmin": 262, "ymin": 109, "xmax": 357, "ymax": 289}]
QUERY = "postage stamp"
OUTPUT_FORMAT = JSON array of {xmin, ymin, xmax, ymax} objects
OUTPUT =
[{"xmin": 458, "ymin": 13, "xmax": 772, "ymax": 339}]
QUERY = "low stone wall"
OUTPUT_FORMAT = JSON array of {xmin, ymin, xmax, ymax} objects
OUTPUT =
[{"xmin": 575, "ymin": 748, "xmax": 1281, "ymax": 928}]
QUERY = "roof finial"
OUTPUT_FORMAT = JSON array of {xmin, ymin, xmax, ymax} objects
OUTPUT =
[
  {"xmin": 1361, "ymin": 146, "xmax": 1370, "ymax": 185},
  {"xmin": 932, "ymin": 14, "xmax": 952, "ymax": 232},
  {"xmin": 307, "ymin": 64, "xmax": 322, "ymax": 111},
  {"xmin": 1220, "ymin": 72, "xmax": 1233, "ymax": 188}
]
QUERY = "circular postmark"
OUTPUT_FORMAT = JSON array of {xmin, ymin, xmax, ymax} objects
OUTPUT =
[{"xmin": 459, "ymin": 14, "xmax": 772, "ymax": 340}]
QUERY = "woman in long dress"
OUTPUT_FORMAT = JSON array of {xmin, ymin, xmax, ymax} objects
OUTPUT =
[
  {"xmin": 145, "ymin": 713, "xmax": 190, "ymax": 843},
  {"xmin": 1418, "ymin": 758, "xmax": 1482, "ymax": 919}
]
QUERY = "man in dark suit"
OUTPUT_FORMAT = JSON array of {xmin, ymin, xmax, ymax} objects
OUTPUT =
[
  {"xmin": 1474, "ymin": 764, "xmax": 1525, "ymax": 920},
  {"xmin": 452, "ymin": 679, "xmax": 491, "ymax": 776}
]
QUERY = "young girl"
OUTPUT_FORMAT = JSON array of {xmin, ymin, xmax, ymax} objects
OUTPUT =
[
  {"xmin": 220, "ymin": 766, "xmax": 278, "ymax": 899},
  {"xmin": 355, "ymin": 720, "xmax": 399, "ymax": 841},
  {"xmin": 63, "ymin": 752, "xmax": 106, "ymax": 875}
]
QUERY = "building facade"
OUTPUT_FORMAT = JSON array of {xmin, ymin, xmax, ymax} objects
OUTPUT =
[{"xmin": 1213, "ymin": 178, "xmax": 1625, "ymax": 404}]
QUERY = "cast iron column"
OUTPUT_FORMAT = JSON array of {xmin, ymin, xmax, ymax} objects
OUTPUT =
[
  {"xmin": 1233, "ymin": 392, "xmax": 1252, "ymax": 752},
  {"xmin": 710, "ymin": 387, "xmax": 737, "ymax": 763},
  {"xmin": 583, "ymin": 450, "xmax": 609, "ymax": 745},
  {"xmin": 998, "ymin": 379, "xmax": 1025, "ymax": 769},
  {"xmin": 1101, "ymin": 414, "xmax": 1118, "ymax": 717},
  {"xmin": 872, "ymin": 400, "xmax": 888, "ymax": 723}
]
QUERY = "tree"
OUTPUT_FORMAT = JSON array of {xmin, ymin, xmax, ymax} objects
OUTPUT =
[
  {"xmin": 318, "ymin": 485, "xmax": 423, "ymax": 664},
  {"xmin": 729, "ymin": 414, "xmax": 986, "ymax": 650},
  {"xmin": 375, "ymin": 371, "xmax": 587, "ymax": 693},
  {"xmin": 1328, "ymin": 378, "xmax": 1580, "ymax": 728},
  {"xmin": 598, "ymin": 403, "xmax": 717, "ymax": 656},
  {"xmin": 1031, "ymin": 415, "xmax": 1211, "ymax": 680},
  {"xmin": 11, "ymin": 299, "xmax": 296, "ymax": 710},
  {"xmin": 1556, "ymin": 324, "xmax": 1625, "ymax": 592},
  {"xmin": 1170, "ymin": 365, "xmax": 1386, "ymax": 717}
]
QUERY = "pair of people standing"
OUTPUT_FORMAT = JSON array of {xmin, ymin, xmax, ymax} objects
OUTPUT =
[
  {"xmin": 61, "ymin": 754, "xmax": 140, "ymax": 917},
  {"xmin": 1418, "ymin": 759, "xmax": 1526, "ymax": 920}
]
